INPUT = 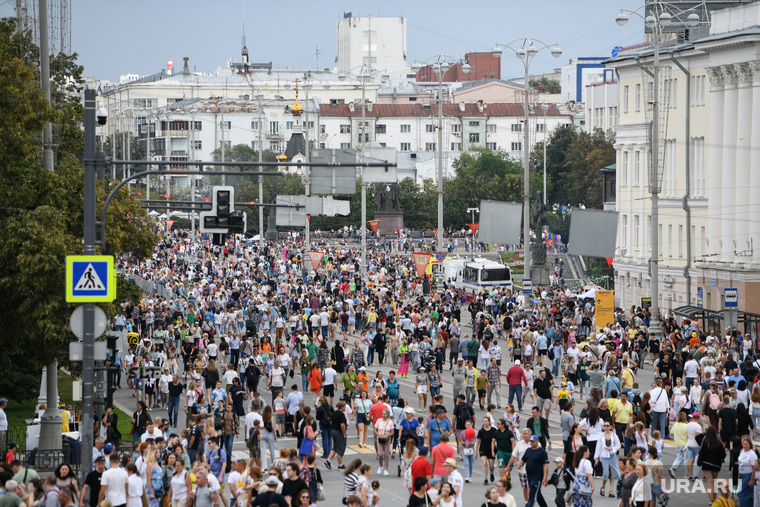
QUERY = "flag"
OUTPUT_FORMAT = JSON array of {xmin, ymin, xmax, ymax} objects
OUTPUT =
[
  {"xmin": 368, "ymin": 220, "xmax": 380, "ymax": 234},
  {"xmin": 467, "ymin": 223, "xmax": 479, "ymax": 235},
  {"xmin": 606, "ymin": 257, "xmax": 613, "ymax": 268},
  {"xmin": 308, "ymin": 250, "xmax": 324, "ymax": 272},
  {"xmin": 411, "ymin": 252, "xmax": 432, "ymax": 278},
  {"xmin": 202, "ymin": 197, "xmax": 210, "ymax": 202},
  {"xmin": 161, "ymin": 194, "xmax": 170, "ymax": 199},
  {"xmin": 165, "ymin": 220, "xmax": 175, "ymax": 232}
]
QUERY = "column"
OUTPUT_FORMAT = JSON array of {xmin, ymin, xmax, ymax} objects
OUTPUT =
[
  {"xmin": 720, "ymin": 65, "xmax": 738, "ymax": 262},
  {"xmin": 705, "ymin": 67, "xmax": 724, "ymax": 259},
  {"xmin": 734, "ymin": 63, "xmax": 752, "ymax": 259},
  {"xmin": 749, "ymin": 61, "xmax": 760, "ymax": 261}
]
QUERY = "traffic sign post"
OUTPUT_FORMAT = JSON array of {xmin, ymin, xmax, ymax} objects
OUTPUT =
[
  {"xmin": 522, "ymin": 278, "xmax": 533, "ymax": 295},
  {"xmin": 725, "ymin": 288, "xmax": 738, "ymax": 308},
  {"xmin": 66, "ymin": 255, "xmax": 116, "ymax": 303},
  {"xmin": 436, "ymin": 252, "xmax": 446, "ymax": 263}
]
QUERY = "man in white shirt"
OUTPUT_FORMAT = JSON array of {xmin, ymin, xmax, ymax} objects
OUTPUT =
[
  {"xmin": 322, "ymin": 365, "xmax": 338, "ymax": 405},
  {"xmin": 245, "ymin": 401, "xmax": 264, "ymax": 441},
  {"xmin": 444, "ymin": 458, "xmax": 464, "ymax": 507},
  {"xmin": 648, "ymin": 380, "xmax": 670, "ymax": 438},
  {"xmin": 683, "ymin": 411, "xmax": 703, "ymax": 480},
  {"xmin": 683, "ymin": 356, "xmax": 701, "ymax": 388},
  {"xmin": 99, "ymin": 455, "xmax": 128, "ymax": 507},
  {"xmin": 140, "ymin": 420, "xmax": 163, "ymax": 442}
]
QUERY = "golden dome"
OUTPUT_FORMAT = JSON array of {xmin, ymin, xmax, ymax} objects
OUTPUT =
[
  {"xmin": 290, "ymin": 97, "xmax": 304, "ymax": 116},
  {"xmin": 276, "ymin": 152, "xmax": 288, "ymax": 162}
]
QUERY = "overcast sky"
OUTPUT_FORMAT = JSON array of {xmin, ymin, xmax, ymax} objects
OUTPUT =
[{"xmin": 0, "ymin": 0, "xmax": 645, "ymax": 82}]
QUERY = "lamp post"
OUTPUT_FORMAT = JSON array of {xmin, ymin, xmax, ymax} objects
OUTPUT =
[
  {"xmin": 410, "ymin": 56, "xmax": 471, "ymax": 255},
  {"xmin": 540, "ymin": 103, "xmax": 549, "ymax": 203},
  {"xmin": 338, "ymin": 69, "xmax": 389, "ymax": 276},
  {"xmin": 256, "ymin": 93, "xmax": 264, "ymax": 249},
  {"xmin": 492, "ymin": 39, "xmax": 561, "ymax": 309},
  {"xmin": 615, "ymin": 3, "xmax": 699, "ymax": 338}
]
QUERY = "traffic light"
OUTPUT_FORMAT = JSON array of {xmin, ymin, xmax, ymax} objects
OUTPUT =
[{"xmin": 200, "ymin": 186, "xmax": 246, "ymax": 244}]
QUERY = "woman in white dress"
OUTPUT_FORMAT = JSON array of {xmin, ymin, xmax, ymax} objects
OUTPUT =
[{"xmin": 126, "ymin": 463, "xmax": 144, "ymax": 507}]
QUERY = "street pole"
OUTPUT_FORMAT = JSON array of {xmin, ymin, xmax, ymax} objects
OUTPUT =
[
  {"xmin": 542, "ymin": 104, "xmax": 549, "ymax": 204},
  {"xmin": 361, "ymin": 76, "xmax": 367, "ymax": 275},
  {"xmin": 649, "ymin": 25, "xmax": 663, "ymax": 338},
  {"xmin": 257, "ymin": 95, "xmax": 264, "ymax": 249},
  {"xmin": 437, "ymin": 70, "xmax": 445, "ymax": 254},
  {"xmin": 80, "ymin": 88, "xmax": 97, "ymax": 483},
  {"xmin": 303, "ymin": 84, "xmax": 311, "ymax": 271},
  {"xmin": 39, "ymin": 0, "xmax": 54, "ymax": 173},
  {"xmin": 522, "ymin": 63, "xmax": 531, "ymax": 310}
]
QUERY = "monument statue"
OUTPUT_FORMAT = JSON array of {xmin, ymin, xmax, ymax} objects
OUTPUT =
[
  {"xmin": 388, "ymin": 182, "xmax": 401, "ymax": 211},
  {"xmin": 374, "ymin": 183, "xmax": 388, "ymax": 211},
  {"xmin": 531, "ymin": 191, "xmax": 548, "ymax": 266}
]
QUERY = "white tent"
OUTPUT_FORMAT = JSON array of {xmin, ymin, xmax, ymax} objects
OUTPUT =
[{"xmin": 574, "ymin": 288, "xmax": 598, "ymax": 299}]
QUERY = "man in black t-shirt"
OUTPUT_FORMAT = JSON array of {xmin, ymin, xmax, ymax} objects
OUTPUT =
[
  {"xmin": 281, "ymin": 463, "xmax": 308, "ymax": 507},
  {"xmin": 532, "ymin": 370, "xmax": 553, "ymax": 419},
  {"xmin": 187, "ymin": 415, "xmax": 203, "ymax": 463},
  {"xmin": 326, "ymin": 401, "xmax": 348, "ymax": 469},
  {"xmin": 167, "ymin": 376, "xmax": 185, "ymax": 428},
  {"xmin": 718, "ymin": 396, "xmax": 738, "ymax": 445},
  {"xmin": 80, "ymin": 456, "xmax": 105, "ymax": 507}
]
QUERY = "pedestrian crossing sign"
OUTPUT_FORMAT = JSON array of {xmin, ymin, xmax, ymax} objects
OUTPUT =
[{"xmin": 66, "ymin": 255, "xmax": 116, "ymax": 302}]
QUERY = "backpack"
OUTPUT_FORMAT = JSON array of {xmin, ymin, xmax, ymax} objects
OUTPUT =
[
  {"xmin": 318, "ymin": 405, "xmax": 333, "ymax": 427},
  {"xmin": 709, "ymin": 393, "xmax": 721, "ymax": 411},
  {"xmin": 632, "ymin": 392, "xmax": 642, "ymax": 413}
]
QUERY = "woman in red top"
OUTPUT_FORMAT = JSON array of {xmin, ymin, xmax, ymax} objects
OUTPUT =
[{"xmin": 307, "ymin": 361, "xmax": 323, "ymax": 407}]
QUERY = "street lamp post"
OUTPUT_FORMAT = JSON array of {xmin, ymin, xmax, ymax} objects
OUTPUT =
[
  {"xmin": 410, "ymin": 56, "xmax": 471, "ymax": 255},
  {"xmin": 338, "ymin": 69, "xmax": 388, "ymax": 276},
  {"xmin": 615, "ymin": 3, "xmax": 699, "ymax": 338},
  {"xmin": 256, "ymin": 94, "xmax": 264, "ymax": 249},
  {"xmin": 540, "ymin": 103, "xmax": 549, "ymax": 204},
  {"xmin": 492, "ymin": 39, "xmax": 561, "ymax": 309}
]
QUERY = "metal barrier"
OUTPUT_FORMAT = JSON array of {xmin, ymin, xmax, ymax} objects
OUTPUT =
[
  {"xmin": 124, "ymin": 274, "xmax": 175, "ymax": 299},
  {"xmin": 4, "ymin": 425, "xmax": 28, "ymax": 451}
]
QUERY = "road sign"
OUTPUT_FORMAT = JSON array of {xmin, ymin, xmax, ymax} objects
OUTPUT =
[
  {"xmin": 522, "ymin": 278, "xmax": 532, "ymax": 295},
  {"xmin": 126, "ymin": 366, "xmax": 163, "ymax": 380},
  {"xmin": 66, "ymin": 255, "xmax": 116, "ymax": 302},
  {"xmin": 435, "ymin": 252, "xmax": 446, "ymax": 263},
  {"xmin": 611, "ymin": 46, "xmax": 624, "ymax": 57},
  {"xmin": 725, "ymin": 287, "xmax": 739, "ymax": 308},
  {"xmin": 69, "ymin": 341, "xmax": 107, "ymax": 362},
  {"xmin": 70, "ymin": 305, "xmax": 108, "ymax": 340}
]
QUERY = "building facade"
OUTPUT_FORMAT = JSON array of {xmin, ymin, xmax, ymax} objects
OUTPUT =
[{"xmin": 336, "ymin": 15, "xmax": 408, "ymax": 78}]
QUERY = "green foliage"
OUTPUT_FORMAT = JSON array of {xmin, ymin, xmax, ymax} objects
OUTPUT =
[
  {"xmin": 529, "ymin": 77, "xmax": 561, "ymax": 94},
  {"xmin": 530, "ymin": 125, "xmax": 615, "ymax": 208},
  {"xmin": 208, "ymin": 144, "xmax": 279, "ymax": 188},
  {"xmin": 0, "ymin": 18, "xmax": 158, "ymax": 401},
  {"xmin": 101, "ymin": 134, "xmax": 146, "ymax": 163},
  {"xmin": 547, "ymin": 211, "xmax": 571, "ymax": 242}
]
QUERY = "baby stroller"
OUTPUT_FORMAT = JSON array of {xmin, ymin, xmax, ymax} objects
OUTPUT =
[
  {"xmin": 421, "ymin": 348, "xmax": 436, "ymax": 371},
  {"xmin": 396, "ymin": 427, "xmax": 420, "ymax": 477}
]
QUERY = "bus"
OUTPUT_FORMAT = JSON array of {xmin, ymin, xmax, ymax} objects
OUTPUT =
[{"xmin": 441, "ymin": 257, "xmax": 512, "ymax": 300}]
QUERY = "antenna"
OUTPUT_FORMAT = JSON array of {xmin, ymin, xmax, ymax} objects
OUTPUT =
[{"xmin": 315, "ymin": 45, "xmax": 320, "ymax": 70}]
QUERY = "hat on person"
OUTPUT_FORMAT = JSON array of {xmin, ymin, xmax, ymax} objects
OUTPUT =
[
  {"xmin": 530, "ymin": 435, "xmax": 540, "ymax": 442},
  {"xmin": 418, "ymin": 367, "xmax": 426, "ymax": 371},
  {"xmin": 436, "ymin": 408, "xmax": 447, "ymax": 415},
  {"xmin": 265, "ymin": 476, "xmax": 279, "ymax": 486},
  {"xmin": 404, "ymin": 407, "xmax": 415, "ymax": 414},
  {"xmin": 691, "ymin": 412, "xmax": 701, "ymax": 419},
  {"xmin": 0, "ymin": 398, "xmax": 7, "ymax": 404},
  {"xmin": 359, "ymin": 366, "xmax": 366, "ymax": 371},
  {"xmin": 554, "ymin": 457, "xmax": 564, "ymax": 463},
  {"xmin": 104, "ymin": 443, "xmax": 114, "ymax": 452},
  {"xmin": 457, "ymin": 358, "xmax": 463, "ymax": 362},
  {"xmin": 444, "ymin": 458, "xmax": 457, "ymax": 467},
  {"xmin": 95, "ymin": 456, "xmax": 106, "ymax": 463},
  {"xmin": 515, "ymin": 359, "xmax": 521, "ymax": 365},
  {"xmin": 730, "ymin": 388, "xmax": 737, "ymax": 393},
  {"xmin": 418, "ymin": 446, "xmax": 429, "ymax": 456}
]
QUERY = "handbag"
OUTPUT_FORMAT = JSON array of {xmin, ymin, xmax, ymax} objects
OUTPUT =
[
  {"xmin": 578, "ymin": 482, "xmax": 593, "ymax": 496},
  {"xmin": 316, "ymin": 482, "xmax": 326, "ymax": 501},
  {"xmin": 463, "ymin": 447, "xmax": 474, "ymax": 456}
]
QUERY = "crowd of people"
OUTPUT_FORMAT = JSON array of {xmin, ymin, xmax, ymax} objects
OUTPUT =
[{"xmin": 8, "ymin": 228, "xmax": 760, "ymax": 507}]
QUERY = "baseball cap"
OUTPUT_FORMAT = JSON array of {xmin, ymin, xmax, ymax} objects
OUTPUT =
[
  {"xmin": 530, "ymin": 435, "xmax": 540, "ymax": 442},
  {"xmin": 265, "ymin": 476, "xmax": 279, "ymax": 486},
  {"xmin": 554, "ymin": 457, "xmax": 564, "ymax": 463},
  {"xmin": 444, "ymin": 458, "xmax": 457, "ymax": 467},
  {"xmin": 104, "ymin": 443, "xmax": 114, "ymax": 452},
  {"xmin": 418, "ymin": 446, "xmax": 429, "ymax": 456},
  {"xmin": 359, "ymin": 366, "xmax": 366, "ymax": 371},
  {"xmin": 0, "ymin": 398, "xmax": 7, "ymax": 404},
  {"xmin": 404, "ymin": 407, "xmax": 415, "ymax": 414},
  {"xmin": 691, "ymin": 412, "xmax": 701, "ymax": 419},
  {"xmin": 515, "ymin": 359, "xmax": 521, "ymax": 365},
  {"xmin": 436, "ymin": 408, "xmax": 447, "ymax": 415},
  {"xmin": 95, "ymin": 456, "xmax": 106, "ymax": 463},
  {"xmin": 457, "ymin": 358, "xmax": 463, "ymax": 362}
]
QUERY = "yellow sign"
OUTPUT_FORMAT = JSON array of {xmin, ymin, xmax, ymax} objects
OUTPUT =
[
  {"xmin": 595, "ymin": 290, "xmax": 615, "ymax": 332},
  {"xmin": 65, "ymin": 255, "xmax": 117, "ymax": 303}
]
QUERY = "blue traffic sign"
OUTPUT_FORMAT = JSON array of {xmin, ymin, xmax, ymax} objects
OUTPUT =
[
  {"xmin": 724, "ymin": 287, "xmax": 738, "ymax": 308},
  {"xmin": 611, "ymin": 46, "xmax": 624, "ymax": 57},
  {"xmin": 435, "ymin": 251, "xmax": 446, "ymax": 262},
  {"xmin": 522, "ymin": 278, "xmax": 533, "ymax": 295},
  {"xmin": 66, "ymin": 255, "xmax": 116, "ymax": 302}
]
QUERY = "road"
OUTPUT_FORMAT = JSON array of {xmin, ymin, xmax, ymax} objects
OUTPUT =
[{"xmin": 109, "ymin": 321, "xmax": 718, "ymax": 507}]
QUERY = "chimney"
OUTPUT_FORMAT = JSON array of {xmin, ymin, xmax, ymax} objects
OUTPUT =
[
  {"xmin": 183, "ymin": 57, "xmax": 190, "ymax": 75},
  {"xmin": 167, "ymin": 59, "xmax": 173, "ymax": 75}
]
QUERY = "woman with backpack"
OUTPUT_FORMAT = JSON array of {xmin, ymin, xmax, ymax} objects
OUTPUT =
[
  {"xmin": 702, "ymin": 382, "xmax": 722, "ymax": 430},
  {"xmin": 316, "ymin": 396, "xmax": 334, "ymax": 459}
]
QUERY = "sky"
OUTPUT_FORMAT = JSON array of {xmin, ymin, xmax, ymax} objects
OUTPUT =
[{"xmin": 0, "ymin": 0, "xmax": 646, "ymax": 82}]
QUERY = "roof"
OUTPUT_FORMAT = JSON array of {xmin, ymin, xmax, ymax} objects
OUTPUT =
[
  {"xmin": 599, "ymin": 163, "xmax": 616, "ymax": 173},
  {"xmin": 319, "ymin": 102, "xmax": 567, "ymax": 118},
  {"xmin": 284, "ymin": 132, "xmax": 306, "ymax": 160},
  {"xmin": 455, "ymin": 78, "xmax": 523, "ymax": 92}
]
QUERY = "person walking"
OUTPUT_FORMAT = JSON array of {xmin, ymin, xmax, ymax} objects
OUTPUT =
[
  {"xmin": 519, "ymin": 436, "xmax": 549, "ymax": 507},
  {"xmin": 374, "ymin": 409, "xmax": 394, "ymax": 476},
  {"xmin": 506, "ymin": 361, "xmax": 527, "ymax": 411}
]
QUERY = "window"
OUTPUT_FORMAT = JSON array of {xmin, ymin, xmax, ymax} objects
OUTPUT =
[
  {"xmin": 663, "ymin": 139, "xmax": 677, "ymax": 198},
  {"xmin": 319, "ymin": 142, "xmax": 326, "ymax": 148},
  {"xmin": 487, "ymin": 124, "xmax": 497, "ymax": 133},
  {"xmin": 451, "ymin": 124, "xmax": 461, "ymax": 133},
  {"xmin": 510, "ymin": 142, "xmax": 522, "ymax": 151},
  {"xmin": 362, "ymin": 57, "xmax": 377, "ymax": 65},
  {"xmin": 468, "ymin": 121, "xmax": 480, "ymax": 127},
  {"xmin": 634, "ymin": 215, "xmax": 640, "ymax": 250},
  {"xmin": 193, "ymin": 121, "xmax": 202, "ymax": 131},
  {"xmin": 666, "ymin": 78, "xmax": 677, "ymax": 108},
  {"xmin": 308, "ymin": 121, "xmax": 315, "ymax": 129},
  {"xmin": 375, "ymin": 124, "xmax": 386, "ymax": 134},
  {"xmin": 340, "ymin": 142, "xmax": 351, "ymax": 149},
  {"xmin": 251, "ymin": 120, "xmax": 260, "ymax": 130},
  {"xmin": 469, "ymin": 133, "xmax": 480, "ymax": 143},
  {"xmin": 701, "ymin": 226, "xmax": 706, "ymax": 256},
  {"xmin": 451, "ymin": 142, "xmax": 462, "ymax": 151},
  {"xmin": 647, "ymin": 216, "xmax": 652, "ymax": 252},
  {"xmin": 270, "ymin": 141, "xmax": 282, "ymax": 151},
  {"xmin": 635, "ymin": 83, "xmax": 641, "ymax": 111},
  {"xmin": 511, "ymin": 123, "xmax": 522, "ymax": 132},
  {"xmin": 622, "ymin": 215, "xmax": 628, "ymax": 248},
  {"xmin": 486, "ymin": 142, "xmax": 497, "ymax": 150},
  {"xmin": 320, "ymin": 125, "xmax": 325, "ymax": 134},
  {"xmin": 286, "ymin": 121, "xmax": 294, "ymax": 130},
  {"xmin": 692, "ymin": 136, "xmax": 705, "ymax": 197},
  {"xmin": 426, "ymin": 124, "xmax": 435, "ymax": 133},
  {"xmin": 609, "ymin": 106, "xmax": 618, "ymax": 127},
  {"xmin": 623, "ymin": 151, "xmax": 629, "ymax": 184},
  {"xmin": 623, "ymin": 85, "xmax": 629, "ymax": 112},
  {"xmin": 659, "ymin": 224, "xmax": 663, "ymax": 258},
  {"xmin": 220, "ymin": 121, "xmax": 231, "ymax": 129},
  {"xmin": 269, "ymin": 121, "xmax": 279, "ymax": 134},
  {"xmin": 192, "ymin": 140, "xmax": 202, "ymax": 150},
  {"xmin": 668, "ymin": 224, "xmax": 673, "ymax": 257},
  {"xmin": 536, "ymin": 123, "xmax": 545, "ymax": 132},
  {"xmin": 595, "ymin": 108, "xmax": 604, "ymax": 128},
  {"xmin": 400, "ymin": 124, "xmax": 411, "ymax": 133},
  {"xmin": 340, "ymin": 124, "xmax": 351, "ymax": 134},
  {"xmin": 691, "ymin": 75, "xmax": 706, "ymax": 106},
  {"xmin": 425, "ymin": 143, "xmax": 436, "ymax": 151},
  {"xmin": 634, "ymin": 151, "xmax": 640, "ymax": 186},
  {"xmin": 400, "ymin": 142, "xmax": 411, "ymax": 151},
  {"xmin": 360, "ymin": 133, "xmax": 370, "ymax": 142},
  {"xmin": 678, "ymin": 225, "xmax": 683, "ymax": 257}
]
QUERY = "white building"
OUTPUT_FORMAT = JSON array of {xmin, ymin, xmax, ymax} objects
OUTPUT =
[
  {"xmin": 585, "ymin": 75, "xmax": 619, "ymax": 133},
  {"xmin": 336, "ymin": 14, "xmax": 408, "ymax": 78},
  {"xmin": 607, "ymin": 0, "xmax": 760, "ymax": 316},
  {"xmin": 561, "ymin": 57, "xmax": 610, "ymax": 103}
]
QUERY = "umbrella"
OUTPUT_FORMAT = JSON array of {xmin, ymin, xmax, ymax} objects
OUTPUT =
[
  {"xmin": 148, "ymin": 210, "xmax": 159, "ymax": 217},
  {"xmin": 158, "ymin": 213, "xmax": 168, "ymax": 219}
]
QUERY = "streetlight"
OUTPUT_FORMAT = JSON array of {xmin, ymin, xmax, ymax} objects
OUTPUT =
[
  {"xmin": 255, "ymin": 93, "xmax": 265, "ymax": 249},
  {"xmin": 410, "ymin": 55, "xmax": 470, "ymax": 255},
  {"xmin": 338, "ymin": 67, "xmax": 385, "ymax": 275},
  {"xmin": 492, "ymin": 38, "xmax": 561, "ymax": 309},
  {"xmin": 540, "ymin": 103, "xmax": 550, "ymax": 204},
  {"xmin": 614, "ymin": 2, "xmax": 699, "ymax": 338}
]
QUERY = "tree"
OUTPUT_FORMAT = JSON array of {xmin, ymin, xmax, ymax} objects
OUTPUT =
[
  {"xmin": 208, "ymin": 144, "xmax": 279, "ymax": 188},
  {"xmin": 529, "ymin": 76, "xmax": 561, "ymax": 94},
  {"xmin": 0, "ymin": 18, "xmax": 157, "ymax": 401}
]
